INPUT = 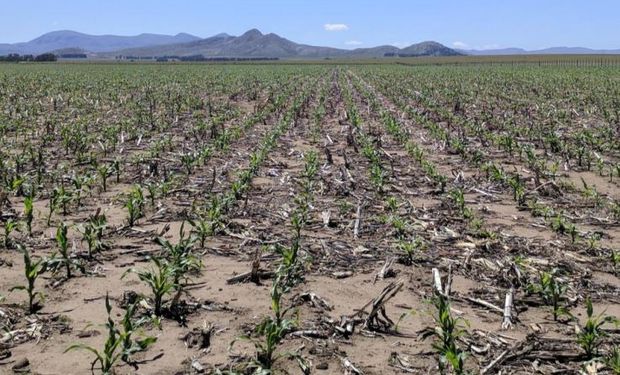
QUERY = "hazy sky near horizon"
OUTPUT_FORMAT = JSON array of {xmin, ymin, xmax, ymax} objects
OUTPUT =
[{"xmin": 1, "ymin": 0, "xmax": 618, "ymax": 50}]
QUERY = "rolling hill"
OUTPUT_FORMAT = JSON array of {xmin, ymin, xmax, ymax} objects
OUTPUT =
[
  {"xmin": 109, "ymin": 29, "xmax": 462, "ymax": 59},
  {"xmin": 460, "ymin": 46, "xmax": 620, "ymax": 55},
  {"xmin": 0, "ymin": 30, "xmax": 201, "ymax": 55},
  {"xmin": 3, "ymin": 29, "xmax": 619, "ymax": 59}
]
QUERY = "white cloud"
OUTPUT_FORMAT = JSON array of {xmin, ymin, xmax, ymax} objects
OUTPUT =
[
  {"xmin": 345, "ymin": 40, "xmax": 363, "ymax": 46},
  {"xmin": 324, "ymin": 23, "xmax": 349, "ymax": 32},
  {"xmin": 452, "ymin": 41, "xmax": 469, "ymax": 49}
]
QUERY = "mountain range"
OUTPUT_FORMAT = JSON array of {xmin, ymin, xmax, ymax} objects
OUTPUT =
[
  {"xmin": 460, "ymin": 47, "xmax": 620, "ymax": 55},
  {"xmin": 0, "ymin": 29, "xmax": 462, "ymax": 59},
  {"xmin": 0, "ymin": 30, "xmax": 201, "ymax": 55},
  {"xmin": 1, "ymin": 30, "xmax": 618, "ymax": 59},
  {"xmin": 109, "ymin": 29, "xmax": 463, "ymax": 59}
]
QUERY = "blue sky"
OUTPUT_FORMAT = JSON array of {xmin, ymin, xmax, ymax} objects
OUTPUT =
[{"xmin": 2, "ymin": 0, "xmax": 618, "ymax": 50}]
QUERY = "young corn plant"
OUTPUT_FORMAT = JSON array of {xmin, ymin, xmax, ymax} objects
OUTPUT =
[
  {"xmin": 386, "ymin": 196, "xmax": 400, "ymax": 213},
  {"xmin": 528, "ymin": 270, "xmax": 570, "ymax": 321},
  {"xmin": 119, "ymin": 302, "xmax": 157, "ymax": 363},
  {"xmin": 10, "ymin": 175, "xmax": 25, "ymax": 196},
  {"xmin": 71, "ymin": 173, "xmax": 91, "ymax": 207},
  {"xmin": 586, "ymin": 233, "xmax": 601, "ymax": 252},
  {"xmin": 507, "ymin": 176, "xmax": 526, "ymax": 206},
  {"xmin": 370, "ymin": 163, "xmax": 385, "ymax": 193},
  {"xmin": 449, "ymin": 188, "xmax": 472, "ymax": 219},
  {"xmin": 611, "ymin": 200, "xmax": 620, "ymax": 221},
  {"xmin": 390, "ymin": 216, "xmax": 408, "ymax": 239},
  {"xmin": 180, "ymin": 151, "xmax": 197, "ymax": 175},
  {"xmin": 65, "ymin": 294, "xmax": 156, "ymax": 375},
  {"xmin": 125, "ymin": 185, "xmax": 145, "ymax": 227},
  {"xmin": 47, "ymin": 188, "xmax": 59, "ymax": 226},
  {"xmin": 11, "ymin": 244, "xmax": 47, "ymax": 314},
  {"xmin": 550, "ymin": 213, "xmax": 578, "ymax": 242},
  {"xmin": 187, "ymin": 215, "xmax": 213, "ymax": 249},
  {"xmin": 301, "ymin": 150, "xmax": 319, "ymax": 189},
  {"xmin": 23, "ymin": 194, "xmax": 34, "ymax": 236},
  {"xmin": 612, "ymin": 250, "xmax": 620, "ymax": 275},
  {"xmin": 576, "ymin": 297, "xmax": 618, "ymax": 359},
  {"xmin": 421, "ymin": 293, "xmax": 468, "ymax": 374},
  {"xmin": 79, "ymin": 211, "xmax": 108, "ymax": 258},
  {"xmin": 270, "ymin": 150, "xmax": 319, "ymax": 289},
  {"xmin": 234, "ymin": 274, "xmax": 308, "ymax": 374},
  {"xmin": 145, "ymin": 181, "xmax": 158, "ymax": 207},
  {"xmin": 54, "ymin": 185, "xmax": 72, "ymax": 216},
  {"xmin": 97, "ymin": 164, "xmax": 112, "ymax": 192},
  {"xmin": 606, "ymin": 346, "xmax": 620, "ymax": 374},
  {"xmin": 188, "ymin": 196, "xmax": 224, "ymax": 247},
  {"xmin": 3, "ymin": 218, "xmax": 17, "ymax": 248},
  {"xmin": 272, "ymin": 213, "xmax": 306, "ymax": 289},
  {"xmin": 398, "ymin": 237, "xmax": 425, "ymax": 265},
  {"xmin": 47, "ymin": 222, "xmax": 83, "ymax": 279},
  {"xmin": 154, "ymin": 223, "xmax": 201, "ymax": 302},
  {"xmin": 112, "ymin": 159, "xmax": 122, "ymax": 184},
  {"xmin": 123, "ymin": 257, "xmax": 176, "ymax": 317}
]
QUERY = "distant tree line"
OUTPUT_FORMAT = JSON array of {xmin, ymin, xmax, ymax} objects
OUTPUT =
[
  {"xmin": 116, "ymin": 55, "xmax": 154, "ymax": 60},
  {"xmin": 59, "ymin": 53, "xmax": 87, "ymax": 59},
  {"xmin": 170, "ymin": 55, "xmax": 279, "ymax": 62},
  {"xmin": 0, "ymin": 53, "xmax": 57, "ymax": 62},
  {"xmin": 392, "ymin": 55, "xmax": 620, "ymax": 67},
  {"xmin": 384, "ymin": 52, "xmax": 455, "ymax": 58},
  {"xmin": 118, "ymin": 54, "xmax": 279, "ymax": 62}
]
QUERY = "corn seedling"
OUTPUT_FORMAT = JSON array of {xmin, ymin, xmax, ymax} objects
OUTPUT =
[
  {"xmin": 123, "ymin": 257, "xmax": 176, "ymax": 317},
  {"xmin": 612, "ymin": 250, "xmax": 620, "ymax": 275},
  {"xmin": 47, "ymin": 222, "xmax": 83, "ymax": 278},
  {"xmin": 54, "ymin": 185, "xmax": 72, "ymax": 215},
  {"xmin": 154, "ymin": 222, "xmax": 201, "ymax": 290},
  {"xmin": 180, "ymin": 151, "xmax": 197, "ymax": 175},
  {"xmin": 65, "ymin": 294, "xmax": 156, "ymax": 374},
  {"xmin": 390, "ymin": 216, "xmax": 408, "ymax": 239},
  {"xmin": 507, "ymin": 176, "xmax": 526, "ymax": 206},
  {"xmin": 112, "ymin": 159, "xmax": 122, "ymax": 184},
  {"xmin": 187, "ymin": 215, "xmax": 214, "ymax": 248},
  {"xmin": 145, "ymin": 181, "xmax": 158, "ymax": 207},
  {"xmin": 576, "ymin": 297, "xmax": 618, "ymax": 359},
  {"xmin": 71, "ymin": 174, "xmax": 91, "ymax": 207},
  {"xmin": 606, "ymin": 346, "xmax": 620, "ymax": 374},
  {"xmin": 47, "ymin": 188, "xmax": 59, "ymax": 226},
  {"xmin": 233, "ymin": 274, "xmax": 307, "ymax": 373},
  {"xmin": 611, "ymin": 200, "xmax": 620, "ymax": 220},
  {"xmin": 79, "ymin": 211, "xmax": 108, "ymax": 258},
  {"xmin": 449, "ymin": 188, "xmax": 472, "ymax": 219},
  {"xmin": 11, "ymin": 244, "xmax": 47, "ymax": 314},
  {"xmin": 398, "ymin": 237, "xmax": 425, "ymax": 265},
  {"xmin": 587, "ymin": 233, "xmax": 601, "ymax": 252},
  {"xmin": 97, "ymin": 164, "xmax": 112, "ymax": 192},
  {"xmin": 188, "ymin": 196, "xmax": 224, "ymax": 247},
  {"xmin": 385, "ymin": 196, "xmax": 399, "ymax": 213},
  {"xmin": 550, "ymin": 213, "xmax": 578, "ymax": 242},
  {"xmin": 23, "ymin": 194, "xmax": 34, "ymax": 236},
  {"xmin": 528, "ymin": 270, "xmax": 570, "ymax": 321},
  {"xmin": 3, "ymin": 218, "xmax": 17, "ymax": 248},
  {"xmin": 421, "ymin": 293, "xmax": 468, "ymax": 374},
  {"xmin": 119, "ymin": 301, "xmax": 157, "ymax": 363},
  {"xmin": 125, "ymin": 185, "xmax": 145, "ymax": 227}
]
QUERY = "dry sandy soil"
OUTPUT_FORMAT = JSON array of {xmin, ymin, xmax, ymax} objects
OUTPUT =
[{"xmin": 1, "ymin": 65, "xmax": 619, "ymax": 375}]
